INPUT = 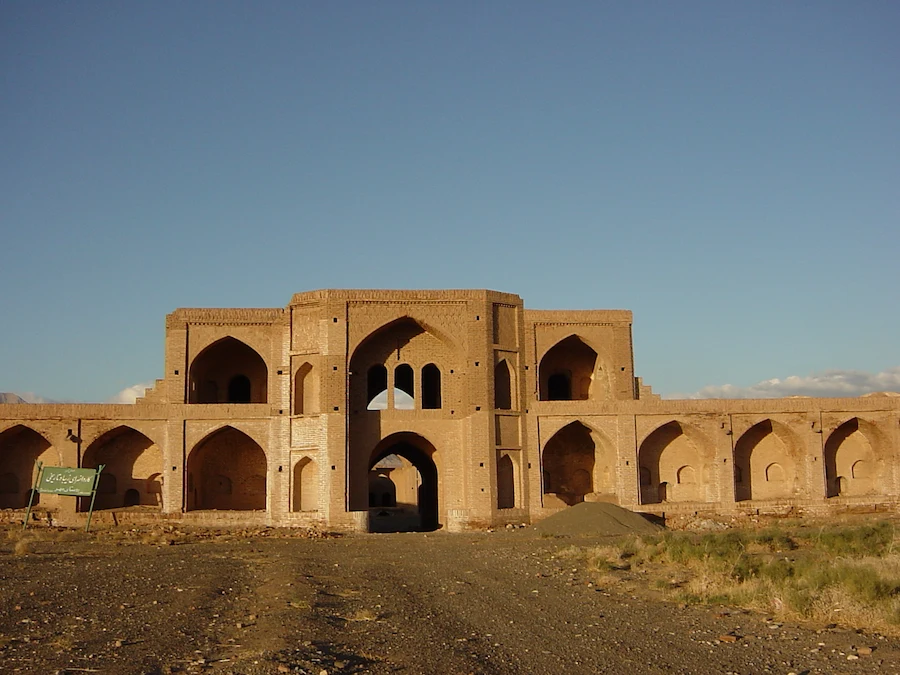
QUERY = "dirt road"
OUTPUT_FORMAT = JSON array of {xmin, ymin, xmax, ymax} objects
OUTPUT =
[{"xmin": 0, "ymin": 527, "xmax": 897, "ymax": 674}]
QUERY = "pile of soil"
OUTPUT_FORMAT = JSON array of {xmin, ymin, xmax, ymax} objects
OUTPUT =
[{"xmin": 534, "ymin": 501, "xmax": 663, "ymax": 537}]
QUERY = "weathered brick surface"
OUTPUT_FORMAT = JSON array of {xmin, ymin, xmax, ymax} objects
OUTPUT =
[{"xmin": 1, "ymin": 289, "xmax": 898, "ymax": 530}]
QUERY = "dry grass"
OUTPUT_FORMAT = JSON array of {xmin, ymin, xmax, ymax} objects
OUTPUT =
[{"xmin": 571, "ymin": 520, "xmax": 900, "ymax": 634}]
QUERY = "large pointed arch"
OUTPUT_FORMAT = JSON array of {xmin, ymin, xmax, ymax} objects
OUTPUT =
[
  {"xmin": 733, "ymin": 419, "xmax": 801, "ymax": 502},
  {"xmin": 188, "ymin": 337, "xmax": 268, "ymax": 404},
  {"xmin": 541, "ymin": 421, "xmax": 615, "ymax": 506},
  {"xmin": 824, "ymin": 417, "xmax": 887, "ymax": 498},
  {"xmin": 80, "ymin": 426, "xmax": 163, "ymax": 510},
  {"xmin": 638, "ymin": 421, "xmax": 714, "ymax": 505},
  {"xmin": 538, "ymin": 335, "xmax": 611, "ymax": 401},
  {"xmin": 0, "ymin": 425, "xmax": 55, "ymax": 509},
  {"xmin": 186, "ymin": 426, "xmax": 267, "ymax": 510},
  {"xmin": 349, "ymin": 317, "xmax": 457, "ymax": 413}
]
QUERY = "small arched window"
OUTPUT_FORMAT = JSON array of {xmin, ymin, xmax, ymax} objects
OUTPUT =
[
  {"xmin": 367, "ymin": 365, "xmax": 388, "ymax": 409},
  {"xmin": 494, "ymin": 360, "xmax": 512, "ymax": 410},
  {"xmin": 395, "ymin": 364, "xmax": 414, "ymax": 400},
  {"xmin": 422, "ymin": 364, "xmax": 441, "ymax": 409}
]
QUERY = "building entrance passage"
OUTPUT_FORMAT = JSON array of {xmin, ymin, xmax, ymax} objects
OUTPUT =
[{"xmin": 367, "ymin": 435, "xmax": 438, "ymax": 533}]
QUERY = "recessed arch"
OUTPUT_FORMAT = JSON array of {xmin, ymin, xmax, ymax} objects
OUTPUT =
[
  {"xmin": 293, "ymin": 362, "xmax": 318, "ymax": 415},
  {"xmin": 542, "ymin": 422, "xmax": 593, "ymax": 505},
  {"xmin": 824, "ymin": 417, "xmax": 884, "ymax": 497},
  {"xmin": 81, "ymin": 426, "xmax": 163, "ymax": 511},
  {"xmin": 188, "ymin": 336, "xmax": 268, "ymax": 404},
  {"xmin": 638, "ymin": 421, "xmax": 714, "ymax": 505},
  {"xmin": 292, "ymin": 457, "xmax": 318, "ymax": 512},
  {"xmin": 0, "ymin": 425, "xmax": 55, "ymax": 509},
  {"xmin": 733, "ymin": 419, "xmax": 800, "ymax": 502},
  {"xmin": 539, "ymin": 335, "xmax": 610, "ymax": 401},
  {"xmin": 186, "ymin": 426, "xmax": 266, "ymax": 511},
  {"xmin": 497, "ymin": 453, "xmax": 516, "ymax": 509}
]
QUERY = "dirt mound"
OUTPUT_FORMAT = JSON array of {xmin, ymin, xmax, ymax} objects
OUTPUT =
[{"xmin": 534, "ymin": 502, "xmax": 662, "ymax": 537}]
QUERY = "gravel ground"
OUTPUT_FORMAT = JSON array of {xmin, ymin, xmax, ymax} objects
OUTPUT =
[{"xmin": 0, "ymin": 525, "xmax": 897, "ymax": 675}]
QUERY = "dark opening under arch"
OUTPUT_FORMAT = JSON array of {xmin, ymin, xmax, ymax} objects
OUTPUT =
[
  {"xmin": 368, "ymin": 438, "xmax": 438, "ymax": 532},
  {"xmin": 228, "ymin": 375, "xmax": 251, "ymax": 403},
  {"xmin": 422, "ymin": 364, "xmax": 441, "ymax": 409}
]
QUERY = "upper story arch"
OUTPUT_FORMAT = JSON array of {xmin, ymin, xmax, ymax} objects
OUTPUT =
[
  {"xmin": 188, "ymin": 336, "xmax": 268, "ymax": 404},
  {"xmin": 349, "ymin": 317, "xmax": 459, "ymax": 412},
  {"xmin": 538, "ymin": 334, "xmax": 612, "ymax": 402}
]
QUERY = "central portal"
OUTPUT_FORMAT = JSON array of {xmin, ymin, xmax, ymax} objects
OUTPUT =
[{"xmin": 366, "ymin": 433, "xmax": 439, "ymax": 533}]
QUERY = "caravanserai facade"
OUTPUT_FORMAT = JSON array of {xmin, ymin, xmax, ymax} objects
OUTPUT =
[{"xmin": 1, "ymin": 289, "xmax": 898, "ymax": 531}]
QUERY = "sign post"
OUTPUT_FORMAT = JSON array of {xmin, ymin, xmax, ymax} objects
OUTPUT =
[{"xmin": 24, "ymin": 462, "xmax": 106, "ymax": 532}]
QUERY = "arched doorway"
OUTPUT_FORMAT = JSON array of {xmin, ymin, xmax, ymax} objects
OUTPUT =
[{"xmin": 363, "ymin": 433, "xmax": 439, "ymax": 533}]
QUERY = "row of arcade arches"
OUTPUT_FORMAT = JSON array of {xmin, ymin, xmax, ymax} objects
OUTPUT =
[
  {"xmin": 541, "ymin": 417, "xmax": 889, "ymax": 507},
  {"xmin": 0, "ymin": 424, "xmax": 318, "ymax": 513}
]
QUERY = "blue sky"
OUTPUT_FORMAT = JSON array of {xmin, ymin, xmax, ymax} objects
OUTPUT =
[{"xmin": 2, "ymin": 2, "xmax": 898, "ymax": 402}]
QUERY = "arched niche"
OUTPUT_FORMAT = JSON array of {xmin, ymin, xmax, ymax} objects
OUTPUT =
[
  {"xmin": 293, "ymin": 362, "xmax": 318, "ymax": 415},
  {"xmin": 824, "ymin": 418, "xmax": 885, "ymax": 498},
  {"xmin": 188, "ymin": 337, "xmax": 268, "ymax": 404},
  {"xmin": 497, "ymin": 453, "xmax": 516, "ymax": 509},
  {"xmin": 81, "ymin": 426, "xmax": 162, "ymax": 511},
  {"xmin": 638, "ymin": 421, "xmax": 714, "ymax": 505},
  {"xmin": 733, "ymin": 419, "xmax": 800, "ymax": 502},
  {"xmin": 186, "ymin": 426, "xmax": 266, "ymax": 510},
  {"xmin": 292, "ymin": 457, "xmax": 318, "ymax": 512}
]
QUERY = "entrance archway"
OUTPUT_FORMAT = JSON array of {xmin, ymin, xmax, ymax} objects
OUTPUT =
[{"xmin": 365, "ymin": 433, "xmax": 439, "ymax": 533}]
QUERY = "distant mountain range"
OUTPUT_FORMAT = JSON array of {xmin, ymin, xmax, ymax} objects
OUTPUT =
[{"xmin": 0, "ymin": 393, "xmax": 29, "ymax": 404}]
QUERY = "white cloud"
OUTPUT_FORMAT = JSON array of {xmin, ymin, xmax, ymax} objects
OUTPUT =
[
  {"xmin": 106, "ymin": 382, "xmax": 155, "ymax": 404},
  {"xmin": 672, "ymin": 367, "xmax": 900, "ymax": 400},
  {"xmin": 16, "ymin": 392, "xmax": 53, "ymax": 404}
]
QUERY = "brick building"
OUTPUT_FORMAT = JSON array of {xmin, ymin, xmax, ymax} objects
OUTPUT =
[{"xmin": 1, "ymin": 289, "xmax": 897, "ymax": 531}]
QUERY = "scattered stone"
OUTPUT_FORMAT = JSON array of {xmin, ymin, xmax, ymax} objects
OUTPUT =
[
  {"xmin": 847, "ymin": 654, "xmax": 859, "ymax": 660},
  {"xmin": 857, "ymin": 646, "xmax": 874, "ymax": 656},
  {"xmin": 718, "ymin": 634, "xmax": 740, "ymax": 643}
]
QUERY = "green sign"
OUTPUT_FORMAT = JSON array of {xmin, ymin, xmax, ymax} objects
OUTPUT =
[{"xmin": 38, "ymin": 467, "xmax": 99, "ymax": 497}]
